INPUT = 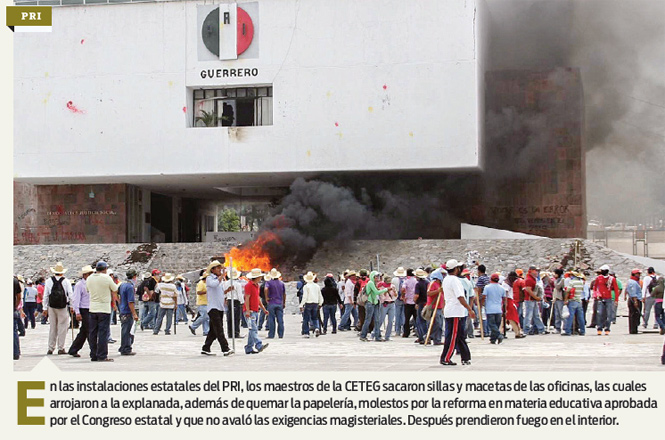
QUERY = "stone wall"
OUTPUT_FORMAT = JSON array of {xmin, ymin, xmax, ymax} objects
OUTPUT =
[
  {"xmin": 14, "ymin": 238, "xmax": 650, "ymax": 287},
  {"xmin": 302, "ymin": 239, "xmax": 647, "ymax": 281},
  {"xmin": 14, "ymin": 182, "xmax": 127, "ymax": 245}
]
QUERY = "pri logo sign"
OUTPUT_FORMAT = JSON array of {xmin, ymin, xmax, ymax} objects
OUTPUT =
[{"xmin": 202, "ymin": 3, "xmax": 255, "ymax": 60}]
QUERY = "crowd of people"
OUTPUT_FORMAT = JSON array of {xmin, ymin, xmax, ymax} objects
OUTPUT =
[{"xmin": 12, "ymin": 258, "xmax": 665, "ymax": 365}]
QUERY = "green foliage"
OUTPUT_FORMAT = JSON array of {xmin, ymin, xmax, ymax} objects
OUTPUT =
[
  {"xmin": 218, "ymin": 208, "xmax": 241, "ymax": 232},
  {"xmin": 195, "ymin": 110, "xmax": 217, "ymax": 127}
]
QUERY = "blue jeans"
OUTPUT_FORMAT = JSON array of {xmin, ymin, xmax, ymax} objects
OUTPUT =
[
  {"xmin": 655, "ymin": 302, "xmax": 664, "ymax": 330},
  {"xmin": 258, "ymin": 308, "xmax": 266, "ymax": 330},
  {"xmin": 88, "ymin": 312, "xmax": 111, "ymax": 361},
  {"xmin": 596, "ymin": 298, "xmax": 613, "ymax": 331},
  {"xmin": 267, "ymin": 303, "xmax": 285, "ymax": 338},
  {"xmin": 552, "ymin": 300, "xmax": 564, "ymax": 331},
  {"xmin": 564, "ymin": 301, "xmax": 585, "ymax": 335},
  {"xmin": 23, "ymin": 302, "xmax": 37, "ymax": 329},
  {"xmin": 119, "ymin": 314, "xmax": 134, "ymax": 354},
  {"xmin": 394, "ymin": 299, "xmax": 405, "ymax": 335},
  {"xmin": 322, "ymin": 304, "xmax": 338, "ymax": 332},
  {"xmin": 13, "ymin": 310, "xmax": 21, "ymax": 359},
  {"xmin": 361, "ymin": 302, "xmax": 382, "ymax": 340},
  {"xmin": 245, "ymin": 311, "xmax": 264, "ymax": 353},
  {"xmin": 524, "ymin": 301, "xmax": 545, "ymax": 334},
  {"xmin": 431, "ymin": 309, "xmax": 443, "ymax": 343},
  {"xmin": 381, "ymin": 302, "xmax": 396, "ymax": 340},
  {"xmin": 176, "ymin": 304, "xmax": 188, "ymax": 322},
  {"xmin": 141, "ymin": 301, "xmax": 158, "ymax": 329},
  {"xmin": 339, "ymin": 304, "xmax": 357, "ymax": 330},
  {"xmin": 487, "ymin": 313, "xmax": 503, "ymax": 342},
  {"xmin": 153, "ymin": 307, "xmax": 173, "ymax": 334},
  {"xmin": 517, "ymin": 302, "xmax": 524, "ymax": 329},
  {"xmin": 301, "ymin": 303, "xmax": 319, "ymax": 335},
  {"xmin": 191, "ymin": 305, "xmax": 210, "ymax": 335},
  {"xmin": 415, "ymin": 303, "xmax": 428, "ymax": 341}
]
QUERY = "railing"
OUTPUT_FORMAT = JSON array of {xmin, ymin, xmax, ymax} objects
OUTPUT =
[{"xmin": 589, "ymin": 229, "xmax": 665, "ymax": 259}]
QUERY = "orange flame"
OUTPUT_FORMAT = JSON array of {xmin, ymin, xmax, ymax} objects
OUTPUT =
[{"xmin": 224, "ymin": 231, "xmax": 279, "ymax": 272}]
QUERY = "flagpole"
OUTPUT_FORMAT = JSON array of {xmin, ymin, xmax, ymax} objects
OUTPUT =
[{"xmin": 229, "ymin": 257, "xmax": 236, "ymax": 353}]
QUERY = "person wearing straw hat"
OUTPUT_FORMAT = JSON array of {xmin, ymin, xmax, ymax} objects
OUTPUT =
[
  {"xmin": 175, "ymin": 275, "xmax": 190, "ymax": 324},
  {"xmin": 153, "ymin": 273, "xmax": 177, "ymax": 335},
  {"xmin": 244, "ymin": 268, "xmax": 269, "ymax": 353},
  {"xmin": 44, "ymin": 262, "xmax": 74, "ymax": 355},
  {"xmin": 86, "ymin": 261, "xmax": 119, "ymax": 362},
  {"xmin": 67, "ymin": 265, "xmax": 94, "ymax": 357},
  {"xmin": 562, "ymin": 271, "xmax": 586, "ymax": 336},
  {"xmin": 339, "ymin": 270, "xmax": 358, "ymax": 331},
  {"xmin": 201, "ymin": 261, "xmax": 234, "ymax": 356},
  {"xmin": 300, "ymin": 271, "xmax": 324, "ymax": 338},
  {"xmin": 190, "ymin": 270, "xmax": 210, "ymax": 336},
  {"xmin": 413, "ymin": 268, "xmax": 430, "ymax": 343},
  {"xmin": 224, "ymin": 267, "xmax": 244, "ymax": 339},
  {"xmin": 392, "ymin": 267, "xmax": 407, "ymax": 336},
  {"xmin": 265, "ymin": 268, "xmax": 287, "ymax": 339},
  {"xmin": 440, "ymin": 260, "xmax": 475, "ymax": 366}
]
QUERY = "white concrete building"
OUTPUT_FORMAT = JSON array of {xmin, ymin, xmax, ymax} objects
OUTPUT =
[{"xmin": 14, "ymin": 0, "xmax": 488, "ymax": 194}]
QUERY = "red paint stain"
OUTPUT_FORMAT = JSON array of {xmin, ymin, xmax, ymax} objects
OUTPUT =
[
  {"xmin": 334, "ymin": 122, "xmax": 339, "ymax": 127},
  {"xmin": 66, "ymin": 101, "xmax": 85, "ymax": 114},
  {"xmin": 80, "ymin": 39, "xmax": 85, "ymax": 45},
  {"xmin": 182, "ymin": 106, "xmax": 187, "ymax": 113},
  {"xmin": 383, "ymin": 84, "xmax": 387, "ymax": 90}
]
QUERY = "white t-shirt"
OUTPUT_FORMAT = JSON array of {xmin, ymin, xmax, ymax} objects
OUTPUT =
[
  {"xmin": 442, "ymin": 274, "xmax": 467, "ymax": 318},
  {"xmin": 501, "ymin": 281, "xmax": 513, "ymax": 299}
]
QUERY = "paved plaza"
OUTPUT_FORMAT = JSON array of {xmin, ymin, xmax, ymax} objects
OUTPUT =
[{"xmin": 14, "ymin": 310, "xmax": 665, "ymax": 372}]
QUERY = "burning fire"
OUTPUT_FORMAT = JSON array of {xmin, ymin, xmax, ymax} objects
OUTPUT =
[{"xmin": 224, "ymin": 231, "xmax": 280, "ymax": 272}]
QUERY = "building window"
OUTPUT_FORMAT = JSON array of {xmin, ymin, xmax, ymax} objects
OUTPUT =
[{"xmin": 192, "ymin": 86, "xmax": 273, "ymax": 127}]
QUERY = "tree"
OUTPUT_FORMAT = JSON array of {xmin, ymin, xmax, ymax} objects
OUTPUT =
[{"xmin": 218, "ymin": 208, "xmax": 241, "ymax": 232}]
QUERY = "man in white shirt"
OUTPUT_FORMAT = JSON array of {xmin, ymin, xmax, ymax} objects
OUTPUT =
[
  {"xmin": 300, "ymin": 272, "xmax": 323, "ymax": 338},
  {"xmin": 440, "ymin": 259, "xmax": 476, "ymax": 366},
  {"xmin": 43, "ymin": 262, "xmax": 74, "ymax": 355},
  {"xmin": 642, "ymin": 267, "xmax": 658, "ymax": 329},
  {"xmin": 339, "ymin": 271, "xmax": 358, "ymax": 331},
  {"xmin": 224, "ymin": 267, "xmax": 245, "ymax": 339}
]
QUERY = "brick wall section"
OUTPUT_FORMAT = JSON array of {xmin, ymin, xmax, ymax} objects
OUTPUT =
[
  {"xmin": 14, "ymin": 182, "xmax": 128, "ymax": 244},
  {"xmin": 474, "ymin": 69, "xmax": 586, "ymax": 238}
]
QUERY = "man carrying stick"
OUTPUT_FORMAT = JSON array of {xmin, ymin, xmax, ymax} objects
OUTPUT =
[
  {"xmin": 440, "ymin": 259, "xmax": 476, "ymax": 366},
  {"xmin": 425, "ymin": 269, "xmax": 445, "ymax": 345}
]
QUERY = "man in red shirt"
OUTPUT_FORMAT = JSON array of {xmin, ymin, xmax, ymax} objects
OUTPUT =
[
  {"xmin": 523, "ymin": 266, "xmax": 547, "ymax": 335},
  {"xmin": 513, "ymin": 269, "xmax": 525, "ymax": 330},
  {"xmin": 244, "ymin": 268, "xmax": 269, "ymax": 355},
  {"xmin": 594, "ymin": 264, "xmax": 619, "ymax": 335}
]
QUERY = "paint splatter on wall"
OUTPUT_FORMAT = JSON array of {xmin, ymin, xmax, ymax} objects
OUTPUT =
[
  {"xmin": 368, "ymin": 106, "xmax": 373, "ymax": 112},
  {"xmin": 80, "ymin": 39, "xmax": 85, "ymax": 45},
  {"xmin": 383, "ymin": 84, "xmax": 387, "ymax": 90},
  {"xmin": 182, "ymin": 106, "xmax": 187, "ymax": 113},
  {"xmin": 66, "ymin": 101, "xmax": 84, "ymax": 114},
  {"xmin": 334, "ymin": 122, "xmax": 339, "ymax": 127}
]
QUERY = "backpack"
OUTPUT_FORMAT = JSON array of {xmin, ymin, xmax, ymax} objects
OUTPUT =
[
  {"xmin": 49, "ymin": 276, "xmax": 67, "ymax": 309},
  {"xmin": 647, "ymin": 276, "xmax": 658, "ymax": 294},
  {"xmin": 357, "ymin": 285, "xmax": 369, "ymax": 307}
]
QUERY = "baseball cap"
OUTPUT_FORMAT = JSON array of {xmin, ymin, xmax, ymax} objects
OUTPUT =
[
  {"xmin": 152, "ymin": 269, "xmax": 162, "ymax": 276},
  {"xmin": 126, "ymin": 269, "xmax": 138, "ymax": 279},
  {"xmin": 631, "ymin": 268, "xmax": 642, "ymax": 275},
  {"xmin": 95, "ymin": 261, "xmax": 108, "ymax": 271},
  {"xmin": 490, "ymin": 273, "xmax": 500, "ymax": 282}
]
